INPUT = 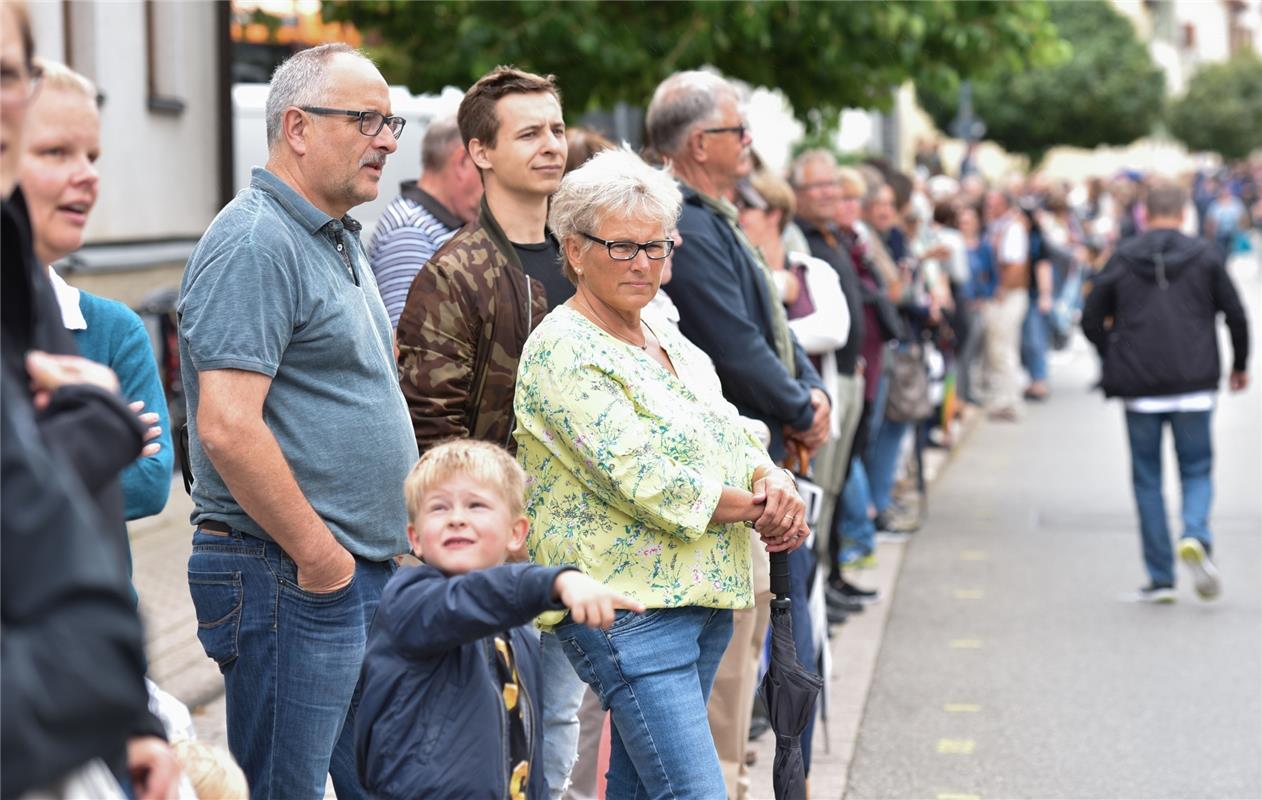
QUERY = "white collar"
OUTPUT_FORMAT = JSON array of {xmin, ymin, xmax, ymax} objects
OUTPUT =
[{"xmin": 47, "ymin": 267, "xmax": 88, "ymax": 330}]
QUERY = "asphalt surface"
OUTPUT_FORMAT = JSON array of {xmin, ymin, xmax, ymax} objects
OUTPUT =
[{"xmin": 845, "ymin": 259, "xmax": 1262, "ymax": 800}]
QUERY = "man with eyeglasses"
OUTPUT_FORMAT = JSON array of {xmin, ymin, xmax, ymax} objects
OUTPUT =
[
  {"xmin": 176, "ymin": 44, "xmax": 417, "ymax": 799},
  {"xmin": 395, "ymin": 66, "xmax": 569, "ymax": 459},
  {"xmin": 647, "ymin": 70, "xmax": 829, "ymax": 798}
]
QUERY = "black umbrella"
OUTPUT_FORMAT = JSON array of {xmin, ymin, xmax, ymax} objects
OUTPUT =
[{"xmin": 759, "ymin": 447, "xmax": 823, "ymax": 800}]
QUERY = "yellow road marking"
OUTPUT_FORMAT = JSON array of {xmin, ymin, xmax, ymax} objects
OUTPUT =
[
  {"xmin": 949, "ymin": 639, "xmax": 984, "ymax": 649},
  {"xmin": 953, "ymin": 589, "xmax": 985, "ymax": 600},
  {"xmin": 937, "ymin": 738, "xmax": 976, "ymax": 754},
  {"xmin": 960, "ymin": 550, "xmax": 988, "ymax": 561},
  {"xmin": 944, "ymin": 703, "xmax": 982, "ymax": 713}
]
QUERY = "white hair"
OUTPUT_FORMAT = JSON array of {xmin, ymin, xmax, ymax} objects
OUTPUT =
[
  {"xmin": 548, "ymin": 146, "xmax": 682, "ymax": 284},
  {"xmin": 789, "ymin": 149, "xmax": 838, "ymax": 187},
  {"xmin": 645, "ymin": 70, "xmax": 740, "ymax": 158},
  {"xmin": 264, "ymin": 43, "xmax": 371, "ymax": 149}
]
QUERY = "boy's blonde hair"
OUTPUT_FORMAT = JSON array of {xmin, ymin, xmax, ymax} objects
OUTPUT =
[
  {"xmin": 33, "ymin": 58, "xmax": 98, "ymax": 103},
  {"xmin": 171, "ymin": 740, "xmax": 249, "ymax": 800},
  {"xmin": 404, "ymin": 440, "xmax": 527, "ymax": 520}
]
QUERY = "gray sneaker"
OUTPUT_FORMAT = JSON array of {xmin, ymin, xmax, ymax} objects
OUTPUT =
[{"xmin": 1177, "ymin": 538, "xmax": 1221, "ymax": 600}]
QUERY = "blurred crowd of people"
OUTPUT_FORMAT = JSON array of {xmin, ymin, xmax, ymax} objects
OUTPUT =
[{"xmin": 3, "ymin": 5, "xmax": 1256, "ymax": 797}]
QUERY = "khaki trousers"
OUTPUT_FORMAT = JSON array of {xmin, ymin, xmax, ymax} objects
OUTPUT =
[
  {"xmin": 983, "ymin": 290, "xmax": 1028, "ymax": 414},
  {"xmin": 811, "ymin": 371, "xmax": 866, "ymax": 533},
  {"xmin": 707, "ymin": 530, "xmax": 772, "ymax": 800}
]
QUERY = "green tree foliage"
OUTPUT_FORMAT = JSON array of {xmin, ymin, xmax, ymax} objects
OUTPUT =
[
  {"xmin": 323, "ymin": 0, "xmax": 1064, "ymax": 130},
  {"xmin": 919, "ymin": 0, "xmax": 1164, "ymax": 165},
  {"xmin": 1168, "ymin": 53, "xmax": 1262, "ymax": 161}
]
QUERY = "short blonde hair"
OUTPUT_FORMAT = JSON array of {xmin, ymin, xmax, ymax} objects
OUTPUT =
[
  {"xmin": 747, "ymin": 169, "xmax": 795, "ymax": 233},
  {"xmin": 837, "ymin": 167, "xmax": 867, "ymax": 198},
  {"xmin": 171, "ymin": 741, "xmax": 248, "ymax": 800},
  {"xmin": 403, "ymin": 440, "xmax": 527, "ymax": 520},
  {"xmin": 32, "ymin": 58, "xmax": 97, "ymax": 103}
]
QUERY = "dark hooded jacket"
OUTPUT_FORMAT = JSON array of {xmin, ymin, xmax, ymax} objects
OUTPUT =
[{"xmin": 1082, "ymin": 228, "xmax": 1249, "ymax": 399}]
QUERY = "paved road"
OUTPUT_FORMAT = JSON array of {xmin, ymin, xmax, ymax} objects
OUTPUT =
[{"xmin": 845, "ymin": 260, "xmax": 1262, "ymax": 800}]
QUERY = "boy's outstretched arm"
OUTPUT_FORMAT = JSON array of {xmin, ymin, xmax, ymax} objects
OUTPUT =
[
  {"xmin": 553, "ymin": 571, "xmax": 645, "ymax": 629},
  {"xmin": 383, "ymin": 564, "xmax": 574, "ymax": 658}
]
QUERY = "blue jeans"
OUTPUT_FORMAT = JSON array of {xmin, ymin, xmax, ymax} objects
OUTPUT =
[
  {"xmin": 555, "ymin": 606, "xmax": 733, "ymax": 800},
  {"xmin": 187, "ymin": 528, "xmax": 394, "ymax": 800},
  {"xmin": 866, "ymin": 418, "xmax": 910, "ymax": 516},
  {"xmin": 539, "ymin": 631, "xmax": 587, "ymax": 798},
  {"xmin": 1124, "ymin": 410, "xmax": 1214, "ymax": 586},
  {"xmin": 839, "ymin": 457, "xmax": 876, "ymax": 560},
  {"xmin": 1021, "ymin": 305, "xmax": 1050, "ymax": 382}
]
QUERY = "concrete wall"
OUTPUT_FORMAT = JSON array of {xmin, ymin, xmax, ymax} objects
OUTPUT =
[{"xmin": 29, "ymin": 1, "xmax": 223, "ymax": 245}]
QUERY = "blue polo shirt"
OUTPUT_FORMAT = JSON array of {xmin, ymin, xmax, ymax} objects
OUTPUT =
[{"xmin": 178, "ymin": 167, "xmax": 417, "ymax": 560}]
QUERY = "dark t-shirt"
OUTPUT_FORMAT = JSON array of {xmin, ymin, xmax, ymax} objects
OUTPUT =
[
  {"xmin": 513, "ymin": 239, "xmax": 573, "ymax": 311},
  {"xmin": 797, "ymin": 218, "xmax": 865, "ymax": 374}
]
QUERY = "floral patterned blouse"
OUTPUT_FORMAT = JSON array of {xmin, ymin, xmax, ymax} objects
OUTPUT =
[{"xmin": 514, "ymin": 305, "xmax": 773, "ymax": 628}]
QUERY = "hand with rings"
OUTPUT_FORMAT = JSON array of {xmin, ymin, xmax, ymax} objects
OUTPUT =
[{"xmin": 751, "ymin": 466, "xmax": 807, "ymax": 552}]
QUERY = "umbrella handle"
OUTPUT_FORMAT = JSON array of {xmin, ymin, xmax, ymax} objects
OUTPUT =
[{"xmin": 769, "ymin": 549, "xmax": 790, "ymax": 601}]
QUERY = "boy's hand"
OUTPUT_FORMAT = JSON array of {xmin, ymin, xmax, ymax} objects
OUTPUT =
[{"xmin": 554, "ymin": 571, "xmax": 645, "ymax": 629}]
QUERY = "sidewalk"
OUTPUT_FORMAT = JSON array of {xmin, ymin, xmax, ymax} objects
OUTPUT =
[{"xmin": 131, "ymin": 426, "xmax": 973, "ymax": 797}]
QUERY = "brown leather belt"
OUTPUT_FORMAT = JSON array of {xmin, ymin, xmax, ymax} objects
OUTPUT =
[{"xmin": 199, "ymin": 520, "xmax": 232, "ymax": 535}]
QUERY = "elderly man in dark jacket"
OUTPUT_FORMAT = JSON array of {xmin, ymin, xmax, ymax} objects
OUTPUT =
[
  {"xmin": 647, "ymin": 70, "xmax": 830, "ymax": 792},
  {"xmin": 1082, "ymin": 181, "xmax": 1249, "ymax": 604}
]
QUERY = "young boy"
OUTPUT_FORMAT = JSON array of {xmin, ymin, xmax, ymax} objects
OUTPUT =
[{"xmin": 355, "ymin": 440, "xmax": 641, "ymax": 799}]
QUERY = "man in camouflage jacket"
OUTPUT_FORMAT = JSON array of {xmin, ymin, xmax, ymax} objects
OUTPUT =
[
  {"xmin": 396, "ymin": 67, "xmax": 567, "ymax": 455},
  {"xmin": 397, "ymin": 196, "xmax": 549, "ymax": 452}
]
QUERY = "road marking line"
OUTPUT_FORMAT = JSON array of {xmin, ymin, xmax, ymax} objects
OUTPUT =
[
  {"xmin": 944, "ymin": 703, "xmax": 982, "ymax": 713},
  {"xmin": 937, "ymin": 794, "xmax": 981, "ymax": 800},
  {"xmin": 937, "ymin": 738, "xmax": 976, "ymax": 754},
  {"xmin": 949, "ymin": 639, "xmax": 984, "ymax": 649},
  {"xmin": 953, "ymin": 589, "xmax": 985, "ymax": 600},
  {"xmin": 960, "ymin": 550, "xmax": 988, "ymax": 561}
]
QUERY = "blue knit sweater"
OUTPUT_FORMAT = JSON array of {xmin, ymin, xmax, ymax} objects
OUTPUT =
[{"xmin": 73, "ymin": 291, "xmax": 173, "ymax": 520}]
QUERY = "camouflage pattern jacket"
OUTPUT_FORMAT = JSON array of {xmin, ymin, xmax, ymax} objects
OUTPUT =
[{"xmin": 396, "ymin": 198, "xmax": 548, "ymax": 454}]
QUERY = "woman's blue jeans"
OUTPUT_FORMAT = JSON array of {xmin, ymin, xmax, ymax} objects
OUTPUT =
[
  {"xmin": 864, "ymin": 369, "xmax": 910, "ymax": 517},
  {"xmin": 554, "ymin": 606, "xmax": 733, "ymax": 800},
  {"xmin": 1124, "ymin": 409, "xmax": 1214, "ymax": 586},
  {"xmin": 840, "ymin": 457, "xmax": 876, "ymax": 560}
]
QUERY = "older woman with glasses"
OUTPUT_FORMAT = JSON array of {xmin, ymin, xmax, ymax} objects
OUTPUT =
[{"xmin": 514, "ymin": 147, "xmax": 806, "ymax": 799}]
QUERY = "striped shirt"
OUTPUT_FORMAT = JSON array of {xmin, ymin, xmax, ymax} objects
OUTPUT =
[{"xmin": 367, "ymin": 182, "xmax": 464, "ymax": 327}]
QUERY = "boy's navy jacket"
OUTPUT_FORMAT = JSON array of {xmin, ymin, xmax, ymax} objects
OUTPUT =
[{"xmin": 356, "ymin": 561, "xmax": 575, "ymax": 799}]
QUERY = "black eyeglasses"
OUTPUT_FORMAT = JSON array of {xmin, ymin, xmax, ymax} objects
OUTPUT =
[
  {"xmin": 702, "ymin": 125, "xmax": 747, "ymax": 139},
  {"xmin": 300, "ymin": 106, "xmax": 406, "ymax": 139},
  {"xmin": 579, "ymin": 232, "xmax": 674, "ymax": 261}
]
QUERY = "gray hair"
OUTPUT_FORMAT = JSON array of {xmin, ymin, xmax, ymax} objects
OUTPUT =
[
  {"xmin": 789, "ymin": 149, "xmax": 838, "ymax": 188},
  {"xmin": 548, "ymin": 147, "xmax": 682, "ymax": 284},
  {"xmin": 265, "ymin": 43, "xmax": 369, "ymax": 149},
  {"xmin": 1146, "ymin": 181, "xmax": 1187, "ymax": 219},
  {"xmin": 421, "ymin": 115, "xmax": 463, "ymax": 173},
  {"xmin": 645, "ymin": 70, "xmax": 739, "ymax": 158}
]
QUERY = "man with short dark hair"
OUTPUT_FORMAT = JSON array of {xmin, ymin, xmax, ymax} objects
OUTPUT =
[
  {"xmin": 1083, "ymin": 181, "xmax": 1249, "ymax": 604},
  {"xmin": 178, "ymin": 44, "xmax": 417, "ymax": 798},
  {"xmin": 396, "ymin": 66, "xmax": 570, "ymax": 456},
  {"xmin": 368, "ymin": 115, "xmax": 482, "ymax": 327}
]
